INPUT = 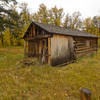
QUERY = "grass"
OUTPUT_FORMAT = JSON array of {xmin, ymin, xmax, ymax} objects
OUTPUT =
[{"xmin": 0, "ymin": 47, "xmax": 100, "ymax": 100}]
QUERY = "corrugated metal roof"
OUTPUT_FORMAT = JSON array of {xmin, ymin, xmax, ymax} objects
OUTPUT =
[{"xmin": 24, "ymin": 21, "xmax": 98, "ymax": 38}]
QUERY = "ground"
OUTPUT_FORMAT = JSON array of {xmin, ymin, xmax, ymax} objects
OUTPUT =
[{"xmin": 0, "ymin": 47, "xmax": 100, "ymax": 100}]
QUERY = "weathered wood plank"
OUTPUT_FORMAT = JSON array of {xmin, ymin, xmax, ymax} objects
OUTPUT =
[
  {"xmin": 76, "ymin": 47, "xmax": 91, "ymax": 51},
  {"xmin": 26, "ymin": 35, "xmax": 52, "ymax": 41},
  {"xmin": 76, "ymin": 48, "xmax": 97, "ymax": 53},
  {"xmin": 48, "ymin": 38, "xmax": 51, "ymax": 64}
]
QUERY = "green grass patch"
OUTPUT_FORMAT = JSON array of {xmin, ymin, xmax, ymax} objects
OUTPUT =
[{"xmin": 0, "ymin": 47, "xmax": 100, "ymax": 100}]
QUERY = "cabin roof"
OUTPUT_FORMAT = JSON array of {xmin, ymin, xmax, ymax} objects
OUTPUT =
[{"xmin": 24, "ymin": 21, "xmax": 98, "ymax": 38}]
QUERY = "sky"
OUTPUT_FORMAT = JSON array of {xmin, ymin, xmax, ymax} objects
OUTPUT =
[{"xmin": 17, "ymin": 0, "xmax": 100, "ymax": 18}]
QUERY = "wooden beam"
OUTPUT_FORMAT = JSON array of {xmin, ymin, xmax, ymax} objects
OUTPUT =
[
  {"xmin": 48, "ymin": 38, "xmax": 51, "ymax": 64},
  {"xmin": 24, "ymin": 41, "xmax": 27, "ymax": 57},
  {"xmin": 76, "ymin": 48, "xmax": 97, "ymax": 53},
  {"xmin": 26, "ymin": 35, "xmax": 52, "ymax": 41},
  {"xmin": 33, "ymin": 24, "xmax": 35, "ymax": 36},
  {"xmin": 31, "ymin": 27, "xmax": 33, "ymax": 37}
]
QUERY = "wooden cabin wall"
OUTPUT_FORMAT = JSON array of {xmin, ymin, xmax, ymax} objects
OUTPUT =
[
  {"xmin": 28, "ymin": 41, "xmax": 34, "ymax": 56},
  {"xmin": 26, "ymin": 24, "xmax": 37, "ymax": 57},
  {"xmin": 27, "ymin": 41, "xmax": 41, "ymax": 57},
  {"xmin": 50, "ymin": 34, "xmax": 75, "ymax": 66},
  {"xmin": 24, "ymin": 23, "xmax": 52, "ymax": 65},
  {"xmin": 74, "ymin": 37, "xmax": 98, "ymax": 58}
]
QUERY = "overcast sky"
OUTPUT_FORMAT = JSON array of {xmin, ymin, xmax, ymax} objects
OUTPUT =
[{"xmin": 17, "ymin": 0, "xmax": 100, "ymax": 18}]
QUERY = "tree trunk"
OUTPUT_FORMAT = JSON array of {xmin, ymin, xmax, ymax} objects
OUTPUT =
[{"xmin": 0, "ymin": 32, "xmax": 4, "ymax": 47}]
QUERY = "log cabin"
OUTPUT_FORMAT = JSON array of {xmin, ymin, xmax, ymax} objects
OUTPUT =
[{"xmin": 23, "ymin": 21, "xmax": 98, "ymax": 66}]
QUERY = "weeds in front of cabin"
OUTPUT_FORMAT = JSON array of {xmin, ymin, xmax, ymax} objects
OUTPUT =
[{"xmin": 0, "ymin": 47, "xmax": 100, "ymax": 100}]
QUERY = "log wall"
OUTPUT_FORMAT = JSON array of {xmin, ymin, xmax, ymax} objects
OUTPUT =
[{"xmin": 74, "ymin": 37, "xmax": 98, "ymax": 58}]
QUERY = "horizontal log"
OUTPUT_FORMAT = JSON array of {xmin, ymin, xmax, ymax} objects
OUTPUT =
[
  {"xmin": 26, "ymin": 34, "xmax": 52, "ymax": 40},
  {"xmin": 76, "ymin": 50, "xmax": 97, "ymax": 58},
  {"xmin": 76, "ymin": 45, "xmax": 88, "ymax": 48},
  {"xmin": 76, "ymin": 41, "xmax": 86, "ymax": 44},
  {"xmin": 75, "ymin": 39, "xmax": 97, "ymax": 44},
  {"xmin": 76, "ymin": 44, "xmax": 97, "ymax": 49},
  {"xmin": 76, "ymin": 42, "xmax": 86, "ymax": 45},
  {"xmin": 75, "ymin": 47, "xmax": 91, "ymax": 51},
  {"xmin": 76, "ymin": 43, "xmax": 86, "ymax": 47},
  {"xmin": 76, "ymin": 48, "xmax": 97, "ymax": 53},
  {"xmin": 76, "ymin": 51, "xmax": 96, "ymax": 58}
]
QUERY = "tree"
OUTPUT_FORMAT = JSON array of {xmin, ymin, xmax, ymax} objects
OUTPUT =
[
  {"xmin": 2, "ymin": 2, "xmax": 32, "ymax": 46},
  {"xmin": 92, "ymin": 16, "xmax": 100, "ymax": 35},
  {"xmin": 33, "ymin": 4, "xmax": 64, "ymax": 26},
  {"xmin": 6, "ymin": 5, "xmax": 21, "ymax": 46},
  {"xmin": 83, "ymin": 18, "xmax": 93, "ymax": 33},
  {"xmin": 63, "ymin": 14, "xmax": 71, "ymax": 28},
  {"xmin": 20, "ymin": 3, "xmax": 32, "ymax": 25},
  {"xmin": 33, "ymin": 4, "xmax": 49, "ymax": 24},
  {"xmin": 0, "ymin": 0, "xmax": 17, "ymax": 47},
  {"xmin": 71, "ymin": 12, "xmax": 82, "ymax": 29},
  {"xmin": 63, "ymin": 12, "xmax": 82, "ymax": 30},
  {"xmin": 49, "ymin": 6, "xmax": 64, "ymax": 26},
  {"xmin": 18, "ymin": 3, "xmax": 32, "ymax": 46},
  {"xmin": 3, "ymin": 28, "xmax": 11, "ymax": 46}
]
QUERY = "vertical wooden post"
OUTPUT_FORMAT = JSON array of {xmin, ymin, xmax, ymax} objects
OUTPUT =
[
  {"xmin": 31, "ymin": 27, "xmax": 32, "ymax": 37},
  {"xmin": 24, "ymin": 40, "xmax": 27, "ymax": 57},
  {"xmin": 33, "ymin": 24, "xmax": 35, "ymax": 36},
  {"xmin": 28, "ymin": 41, "xmax": 30, "ymax": 56},
  {"xmin": 80, "ymin": 88, "xmax": 91, "ymax": 100},
  {"xmin": 39, "ymin": 40, "xmax": 42, "ymax": 61},
  {"xmin": 48, "ymin": 38, "xmax": 51, "ymax": 64},
  {"xmin": 30, "ymin": 41, "xmax": 32, "ymax": 56}
]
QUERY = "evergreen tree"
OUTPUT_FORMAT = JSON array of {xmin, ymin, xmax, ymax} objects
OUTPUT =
[{"xmin": 0, "ymin": 0, "xmax": 17, "ymax": 47}]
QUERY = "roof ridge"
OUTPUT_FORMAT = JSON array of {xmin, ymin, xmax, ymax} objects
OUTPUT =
[
  {"xmin": 28, "ymin": 21, "xmax": 98, "ymax": 38},
  {"xmin": 33, "ymin": 21, "xmax": 66, "ymax": 29},
  {"xmin": 33, "ymin": 21, "xmax": 85, "ymax": 33}
]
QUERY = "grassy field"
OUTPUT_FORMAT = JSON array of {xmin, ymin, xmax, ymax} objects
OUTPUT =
[{"xmin": 0, "ymin": 47, "xmax": 100, "ymax": 100}]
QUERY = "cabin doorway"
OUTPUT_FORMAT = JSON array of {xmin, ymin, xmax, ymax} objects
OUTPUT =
[{"xmin": 41, "ymin": 39, "xmax": 48, "ymax": 64}]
